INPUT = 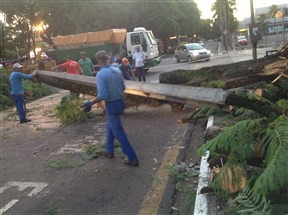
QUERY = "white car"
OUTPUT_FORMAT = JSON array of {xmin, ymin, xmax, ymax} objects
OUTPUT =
[{"xmin": 175, "ymin": 43, "xmax": 211, "ymax": 62}]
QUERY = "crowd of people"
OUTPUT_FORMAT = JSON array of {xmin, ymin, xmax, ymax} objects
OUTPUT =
[{"xmin": 50, "ymin": 46, "xmax": 147, "ymax": 82}]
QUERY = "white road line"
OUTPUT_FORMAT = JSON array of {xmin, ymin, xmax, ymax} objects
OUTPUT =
[
  {"xmin": 0, "ymin": 200, "xmax": 19, "ymax": 215},
  {"xmin": 0, "ymin": 182, "xmax": 48, "ymax": 214},
  {"xmin": 0, "ymin": 181, "xmax": 48, "ymax": 197}
]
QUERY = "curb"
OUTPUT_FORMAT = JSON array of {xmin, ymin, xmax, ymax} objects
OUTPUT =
[{"xmin": 193, "ymin": 116, "xmax": 217, "ymax": 215}]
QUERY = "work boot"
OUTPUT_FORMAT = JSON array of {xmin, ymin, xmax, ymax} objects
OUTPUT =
[
  {"xmin": 20, "ymin": 119, "xmax": 31, "ymax": 124},
  {"xmin": 124, "ymin": 158, "xmax": 139, "ymax": 167},
  {"xmin": 101, "ymin": 151, "xmax": 114, "ymax": 159}
]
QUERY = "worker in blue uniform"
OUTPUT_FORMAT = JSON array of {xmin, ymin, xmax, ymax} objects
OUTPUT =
[
  {"xmin": 83, "ymin": 50, "xmax": 139, "ymax": 167},
  {"xmin": 9, "ymin": 63, "xmax": 37, "ymax": 123}
]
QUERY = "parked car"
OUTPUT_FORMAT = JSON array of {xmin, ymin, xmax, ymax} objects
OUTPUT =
[
  {"xmin": 175, "ymin": 43, "xmax": 211, "ymax": 63},
  {"xmin": 237, "ymin": 36, "xmax": 248, "ymax": 45}
]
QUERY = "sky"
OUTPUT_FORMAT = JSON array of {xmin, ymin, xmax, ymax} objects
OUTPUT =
[{"xmin": 195, "ymin": 0, "xmax": 288, "ymax": 21}]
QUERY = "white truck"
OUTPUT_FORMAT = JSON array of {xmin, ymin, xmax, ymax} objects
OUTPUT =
[{"xmin": 51, "ymin": 27, "xmax": 160, "ymax": 67}]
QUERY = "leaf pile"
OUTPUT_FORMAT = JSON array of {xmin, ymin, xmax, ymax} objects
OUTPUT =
[{"xmin": 54, "ymin": 95, "xmax": 87, "ymax": 125}]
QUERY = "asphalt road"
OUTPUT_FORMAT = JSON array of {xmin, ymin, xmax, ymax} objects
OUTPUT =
[
  {"xmin": 0, "ymin": 45, "xmax": 274, "ymax": 215},
  {"xmin": 145, "ymin": 43, "xmax": 274, "ymax": 83}
]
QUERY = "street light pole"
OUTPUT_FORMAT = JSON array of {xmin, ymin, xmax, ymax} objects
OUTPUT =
[
  {"xmin": 250, "ymin": 0, "xmax": 257, "ymax": 61},
  {"xmin": 2, "ymin": 22, "xmax": 5, "ymax": 58}
]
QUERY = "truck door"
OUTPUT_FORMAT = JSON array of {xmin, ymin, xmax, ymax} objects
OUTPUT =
[{"xmin": 128, "ymin": 33, "xmax": 141, "ymax": 56}]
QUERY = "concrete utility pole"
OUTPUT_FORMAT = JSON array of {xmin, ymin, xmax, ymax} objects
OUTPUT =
[
  {"xmin": 250, "ymin": 0, "xmax": 257, "ymax": 60},
  {"xmin": 282, "ymin": 7, "xmax": 286, "ymax": 46}
]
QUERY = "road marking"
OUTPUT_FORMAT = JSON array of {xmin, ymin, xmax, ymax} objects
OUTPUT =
[
  {"xmin": 0, "ymin": 181, "xmax": 48, "ymax": 214},
  {"xmin": 138, "ymin": 128, "xmax": 187, "ymax": 215},
  {"xmin": 0, "ymin": 200, "xmax": 19, "ymax": 215}
]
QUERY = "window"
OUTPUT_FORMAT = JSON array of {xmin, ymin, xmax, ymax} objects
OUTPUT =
[{"xmin": 131, "ymin": 33, "xmax": 141, "ymax": 45}]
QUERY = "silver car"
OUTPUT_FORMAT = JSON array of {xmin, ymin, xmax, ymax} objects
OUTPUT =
[{"xmin": 175, "ymin": 43, "xmax": 211, "ymax": 63}]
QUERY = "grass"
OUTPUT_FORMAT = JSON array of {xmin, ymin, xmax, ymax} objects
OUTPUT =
[
  {"xmin": 46, "ymin": 159, "xmax": 85, "ymax": 169},
  {"xmin": 152, "ymin": 176, "xmax": 163, "ymax": 185},
  {"xmin": 82, "ymin": 140, "xmax": 121, "ymax": 160},
  {"xmin": 167, "ymin": 164, "xmax": 198, "ymax": 214},
  {"xmin": 42, "ymin": 203, "xmax": 63, "ymax": 215},
  {"xmin": 166, "ymin": 164, "xmax": 198, "ymax": 183}
]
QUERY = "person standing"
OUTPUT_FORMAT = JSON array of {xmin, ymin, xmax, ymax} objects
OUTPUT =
[
  {"xmin": 78, "ymin": 51, "xmax": 94, "ymax": 76},
  {"xmin": 118, "ymin": 58, "xmax": 135, "ymax": 80},
  {"xmin": 52, "ymin": 55, "xmax": 83, "ymax": 75},
  {"xmin": 133, "ymin": 46, "xmax": 147, "ymax": 82},
  {"xmin": 9, "ymin": 63, "xmax": 37, "ymax": 123},
  {"xmin": 83, "ymin": 50, "xmax": 139, "ymax": 166}
]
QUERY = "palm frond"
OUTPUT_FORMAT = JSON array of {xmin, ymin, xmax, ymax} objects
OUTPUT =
[
  {"xmin": 198, "ymin": 118, "xmax": 266, "ymax": 163},
  {"xmin": 253, "ymin": 116, "xmax": 288, "ymax": 195},
  {"xmin": 234, "ymin": 186, "xmax": 271, "ymax": 215}
]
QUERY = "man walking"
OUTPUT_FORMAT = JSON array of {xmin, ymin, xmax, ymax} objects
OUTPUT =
[
  {"xmin": 133, "ymin": 46, "xmax": 147, "ymax": 82},
  {"xmin": 78, "ymin": 51, "xmax": 94, "ymax": 76},
  {"xmin": 9, "ymin": 63, "xmax": 37, "ymax": 123},
  {"xmin": 83, "ymin": 50, "xmax": 139, "ymax": 166}
]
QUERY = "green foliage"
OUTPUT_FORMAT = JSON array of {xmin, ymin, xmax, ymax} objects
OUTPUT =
[
  {"xmin": 82, "ymin": 141, "xmax": 121, "ymax": 160},
  {"xmin": 199, "ymin": 114, "xmax": 288, "ymax": 207},
  {"xmin": 25, "ymin": 80, "xmax": 53, "ymax": 99},
  {"xmin": 82, "ymin": 144, "xmax": 104, "ymax": 160},
  {"xmin": 253, "ymin": 116, "xmax": 288, "ymax": 195},
  {"xmin": 0, "ymin": 69, "xmax": 53, "ymax": 111},
  {"xmin": 167, "ymin": 165, "xmax": 198, "ymax": 183},
  {"xmin": 198, "ymin": 118, "xmax": 265, "ymax": 162},
  {"xmin": 42, "ymin": 203, "xmax": 63, "ymax": 215},
  {"xmin": 201, "ymin": 80, "xmax": 226, "ymax": 89},
  {"xmin": 233, "ymin": 187, "xmax": 271, "ymax": 215},
  {"xmin": 276, "ymin": 99, "xmax": 288, "ymax": 115},
  {"xmin": 0, "ymin": 69, "xmax": 13, "ymax": 110},
  {"xmin": 193, "ymin": 107, "xmax": 227, "ymax": 119},
  {"xmin": 54, "ymin": 95, "xmax": 87, "ymax": 125}
]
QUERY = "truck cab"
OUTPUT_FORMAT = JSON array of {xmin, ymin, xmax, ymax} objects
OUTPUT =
[{"xmin": 126, "ymin": 27, "xmax": 160, "ymax": 67}]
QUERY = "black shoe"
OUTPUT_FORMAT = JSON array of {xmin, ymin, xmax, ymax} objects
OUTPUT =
[
  {"xmin": 100, "ymin": 151, "xmax": 114, "ymax": 159},
  {"xmin": 20, "ymin": 119, "xmax": 31, "ymax": 124},
  {"xmin": 124, "ymin": 158, "xmax": 139, "ymax": 167}
]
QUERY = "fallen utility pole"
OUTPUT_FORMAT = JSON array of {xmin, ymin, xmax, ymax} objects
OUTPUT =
[
  {"xmin": 36, "ymin": 70, "xmax": 285, "ymax": 117},
  {"xmin": 36, "ymin": 70, "xmax": 228, "ymax": 109}
]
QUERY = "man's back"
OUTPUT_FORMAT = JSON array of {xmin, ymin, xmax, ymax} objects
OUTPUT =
[
  {"xmin": 62, "ymin": 60, "xmax": 80, "ymax": 74},
  {"xmin": 78, "ymin": 58, "xmax": 93, "ymax": 76},
  {"xmin": 96, "ymin": 65, "xmax": 125, "ymax": 102}
]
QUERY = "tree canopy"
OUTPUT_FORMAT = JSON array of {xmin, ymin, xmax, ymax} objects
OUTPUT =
[{"xmin": 1, "ymin": 0, "xmax": 238, "ymax": 57}]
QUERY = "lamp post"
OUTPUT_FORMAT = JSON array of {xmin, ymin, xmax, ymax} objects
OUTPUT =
[
  {"xmin": 250, "ymin": 0, "xmax": 257, "ymax": 61},
  {"xmin": 0, "ymin": 12, "xmax": 5, "ymax": 59}
]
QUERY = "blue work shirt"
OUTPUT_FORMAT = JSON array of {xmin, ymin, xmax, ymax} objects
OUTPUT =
[
  {"xmin": 96, "ymin": 65, "xmax": 125, "ymax": 102},
  {"xmin": 9, "ymin": 71, "xmax": 33, "ymax": 95},
  {"xmin": 118, "ymin": 64, "xmax": 132, "ymax": 80}
]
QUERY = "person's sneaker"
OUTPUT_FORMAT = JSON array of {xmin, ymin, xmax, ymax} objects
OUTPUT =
[
  {"xmin": 20, "ymin": 119, "xmax": 31, "ymax": 124},
  {"xmin": 124, "ymin": 158, "xmax": 139, "ymax": 167},
  {"xmin": 100, "ymin": 151, "xmax": 114, "ymax": 159}
]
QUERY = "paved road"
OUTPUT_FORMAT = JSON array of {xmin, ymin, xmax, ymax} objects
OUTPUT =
[
  {"xmin": 146, "ymin": 45, "xmax": 273, "ymax": 83},
  {"xmin": 0, "ymin": 45, "xmax": 273, "ymax": 215}
]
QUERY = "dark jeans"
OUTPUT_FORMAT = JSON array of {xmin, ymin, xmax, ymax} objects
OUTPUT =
[
  {"xmin": 12, "ymin": 94, "xmax": 26, "ymax": 122},
  {"xmin": 105, "ymin": 99, "xmax": 138, "ymax": 161},
  {"xmin": 136, "ymin": 66, "xmax": 146, "ymax": 82}
]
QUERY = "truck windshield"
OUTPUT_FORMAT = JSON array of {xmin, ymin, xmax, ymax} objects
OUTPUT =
[{"xmin": 146, "ymin": 31, "xmax": 157, "ymax": 45}]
